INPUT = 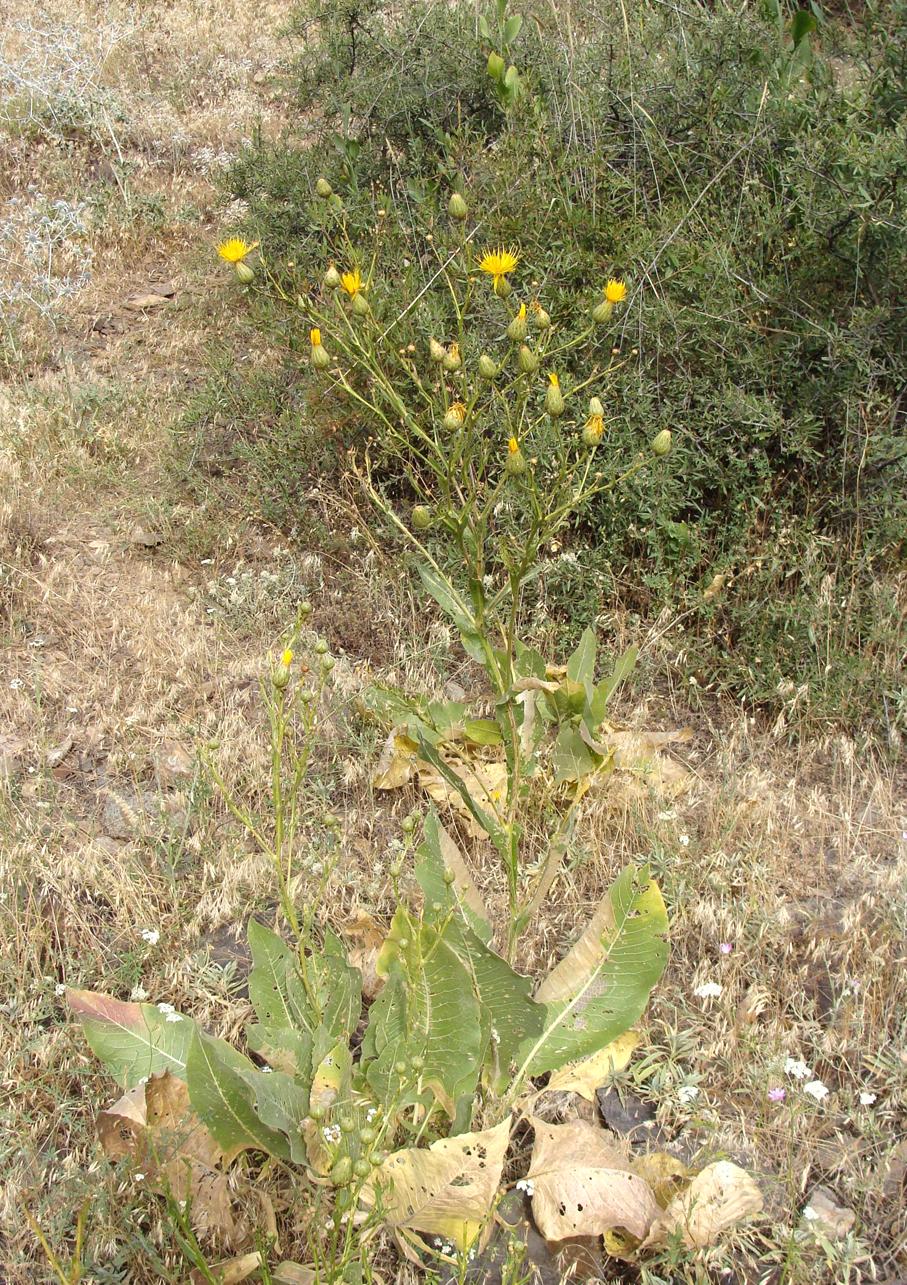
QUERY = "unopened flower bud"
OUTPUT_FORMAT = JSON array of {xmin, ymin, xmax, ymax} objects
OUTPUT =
[
  {"xmin": 532, "ymin": 302, "xmax": 551, "ymax": 330},
  {"xmin": 316, "ymin": 177, "xmax": 333, "ymax": 198},
  {"xmin": 313, "ymin": 639, "xmax": 329, "ymax": 655},
  {"xmin": 592, "ymin": 299, "xmax": 614, "ymax": 324},
  {"xmin": 487, "ymin": 51, "xmax": 505, "ymax": 80},
  {"xmin": 321, "ymin": 653, "xmax": 335, "ymax": 672},
  {"xmin": 583, "ymin": 414, "xmax": 604, "ymax": 447},
  {"xmin": 448, "ymin": 192, "xmax": 468, "ymax": 221},
  {"xmin": 443, "ymin": 401, "xmax": 466, "ymax": 431},
  {"xmin": 517, "ymin": 344, "xmax": 539, "ymax": 374},
  {"xmin": 494, "ymin": 276, "xmax": 512, "ymax": 299},
  {"xmin": 235, "ymin": 261, "xmax": 255, "ymax": 284},
  {"xmin": 323, "ymin": 263, "xmax": 342, "ymax": 289},
  {"xmin": 442, "ymin": 343, "xmax": 461, "ymax": 372},
  {"xmin": 328, "ymin": 193, "xmax": 343, "ymax": 213},
  {"xmin": 429, "ymin": 338, "xmax": 446, "ymax": 363},
  {"xmin": 442, "ymin": 868, "xmax": 456, "ymax": 885},
  {"xmin": 507, "ymin": 303, "xmax": 528, "ymax": 342},
  {"xmin": 478, "ymin": 354, "xmax": 498, "ymax": 379},
  {"xmin": 411, "ymin": 504, "xmax": 432, "ymax": 531},
  {"xmin": 588, "ymin": 396, "xmax": 604, "ymax": 417},
  {"xmin": 505, "ymin": 437, "xmax": 528, "ymax": 476},
  {"xmin": 273, "ymin": 661, "xmax": 291, "ymax": 689},
  {"xmin": 330, "ymin": 1156, "xmax": 353, "ymax": 1186},
  {"xmin": 351, "ymin": 292, "xmax": 369, "ymax": 317},
  {"xmin": 353, "ymin": 1158, "xmax": 372, "ymax": 1179},
  {"xmin": 299, "ymin": 601, "xmax": 313, "ymax": 619},
  {"xmin": 651, "ymin": 429, "xmax": 672, "ymax": 457},
  {"xmin": 545, "ymin": 372, "xmax": 565, "ymax": 417}
]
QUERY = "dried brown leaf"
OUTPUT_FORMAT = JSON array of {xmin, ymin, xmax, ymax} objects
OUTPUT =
[
  {"xmin": 642, "ymin": 1161, "xmax": 762, "ymax": 1248},
  {"xmin": 544, "ymin": 1032, "xmax": 640, "ymax": 1101},
  {"xmin": 527, "ymin": 1118, "xmax": 658, "ymax": 1242}
]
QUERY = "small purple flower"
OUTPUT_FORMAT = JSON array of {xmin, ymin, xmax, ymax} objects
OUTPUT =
[
  {"xmin": 719, "ymin": 942, "xmax": 733, "ymax": 955},
  {"xmin": 767, "ymin": 1087, "xmax": 786, "ymax": 1102}
]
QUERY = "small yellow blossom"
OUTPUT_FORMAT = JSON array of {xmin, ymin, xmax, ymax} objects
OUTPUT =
[
  {"xmin": 604, "ymin": 278, "xmax": 627, "ymax": 304},
  {"xmin": 281, "ymin": 648, "xmax": 294, "ymax": 667},
  {"xmin": 548, "ymin": 372, "xmax": 559, "ymax": 388},
  {"xmin": 341, "ymin": 268, "xmax": 362, "ymax": 297},
  {"xmin": 216, "ymin": 238, "xmax": 259, "ymax": 264},
  {"xmin": 479, "ymin": 246, "xmax": 520, "ymax": 291},
  {"xmin": 310, "ymin": 328, "xmax": 322, "ymax": 347},
  {"xmin": 508, "ymin": 436, "xmax": 519, "ymax": 454}
]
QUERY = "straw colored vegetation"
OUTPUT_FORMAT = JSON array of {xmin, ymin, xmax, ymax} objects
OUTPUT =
[{"xmin": 1, "ymin": 2, "xmax": 905, "ymax": 1283}]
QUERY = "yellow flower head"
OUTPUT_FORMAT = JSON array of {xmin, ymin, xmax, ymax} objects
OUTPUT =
[
  {"xmin": 508, "ymin": 436, "xmax": 520, "ymax": 454},
  {"xmin": 310, "ymin": 328, "xmax": 322, "ymax": 347},
  {"xmin": 451, "ymin": 401, "xmax": 467, "ymax": 419},
  {"xmin": 517, "ymin": 302, "xmax": 526, "ymax": 320},
  {"xmin": 341, "ymin": 268, "xmax": 362, "ymax": 297},
  {"xmin": 217, "ymin": 237, "xmax": 258, "ymax": 264},
  {"xmin": 280, "ymin": 648, "xmax": 294, "ymax": 667},
  {"xmin": 479, "ymin": 245, "xmax": 520, "ymax": 290},
  {"xmin": 604, "ymin": 278, "xmax": 627, "ymax": 304},
  {"xmin": 548, "ymin": 372, "xmax": 560, "ymax": 388}
]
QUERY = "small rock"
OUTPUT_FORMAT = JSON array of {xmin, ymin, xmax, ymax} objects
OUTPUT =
[
  {"xmin": 800, "ymin": 1185, "xmax": 856, "ymax": 1240},
  {"xmin": 46, "ymin": 734, "xmax": 74, "ymax": 768},
  {"xmin": 153, "ymin": 738, "xmax": 194, "ymax": 787},
  {"xmin": 596, "ymin": 1088, "xmax": 666, "ymax": 1147},
  {"xmin": 130, "ymin": 526, "xmax": 164, "ymax": 548}
]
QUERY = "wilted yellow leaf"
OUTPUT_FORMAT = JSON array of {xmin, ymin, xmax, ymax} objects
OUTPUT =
[
  {"xmin": 631, "ymin": 1151, "xmax": 691, "ymax": 1208},
  {"xmin": 339, "ymin": 909, "xmax": 385, "ymax": 1000},
  {"xmin": 545, "ymin": 1032, "xmax": 640, "ymax": 1101},
  {"xmin": 418, "ymin": 757, "xmax": 507, "ymax": 840},
  {"xmin": 372, "ymin": 730, "xmax": 420, "ymax": 789},
  {"xmin": 527, "ymin": 1118, "xmax": 658, "ymax": 1241},
  {"xmin": 642, "ymin": 1160, "xmax": 762, "ymax": 1248},
  {"xmin": 362, "ymin": 1116, "xmax": 511, "ymax": 1251}
]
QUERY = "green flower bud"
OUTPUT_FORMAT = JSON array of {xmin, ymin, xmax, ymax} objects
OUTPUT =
[
  {"xmin": 487, "ymin": 51, "xmax": 505, "ymax": 80},
  {"xmin": 330, "ymin": 1155, "xmax": 353, "ymax": 1186},
  {"xmin": 339, "ymin": 1116, "xmax": 356, "ymax": 1134},
  {"xmin": 478, "ymin": 354, "xmax": 498, "ymax": 379},
  {"xmin": 359, "ymin": 1126, "xmax": 377, "ymax": 1146},
  {"xmin": 311, "ymin": 344, "xmax": 331, "ymax": 371},
  {"xmin": 351, "ymin": 292, "xmax": 369, "ymax": 317},
  {"xmin": 592, "ymin": 299, "xmax": 614, "ymax": 324},
  {"xmin": 442, "ymin": 343, "xmax": 462, "ymax": 371},
  {"xmin": 448, "ymin": 192, "xmax": 468, "ymax": 221},
  {"xmin": 429, "ymin": 337, "xmax": 446, "ymax": 363},
  {"xmin": 505, "ymin": 445, "xmax": 528, "ymax": 476},
  {"xmin": 494, "ymin": 276, "xmax": 513, "ymax": 299},
  {"xmin": 507, "ymin": 304, "xmax": 528, "ymax": 342},
  {"xmin": 443, "ymin": 402, "xmax": 467, "ymax": 432},
  {"xmin": 321, "ymin": 653, "xmax": 335, "ymax": 672},
  {"xmin": 517, "ymin": 344, "xmax": 539, "ymax": 374},
  {"xmin": 651, "ymin": 429, "xmax": 673, "ymax": 457},
  {"xmin": 323, "ymin": 263, "xmax": 342, "ymax": 289},
  {"xmin": 588, "ymin": 396, "xmax": 605, "ymax": 417},
  {"xmin": 394, "ymin": 1060, "xmax": 407, "ymax": 1076},
  {"xmin": 401, "ymin": 813, "xmax": 416, "ymax": 833},
  {"xmin": 410, "ymin": 1054, "xmax": 425, "ymax": 1071},
  {"xmin": 316, "ymin": 177, "xmax": 333, "ymax": 199},
  {"xmin": 532, "ymin": 304, "xmax": 551, "ymax": 330},
  {"xmin": 299, "ymin": 601, "xmax": 313, "ymax": 618},
  {"xmin": 353, "ymin": 1158, "xmax": 372, "ymax": 1179},
  {"xmin": 235, "ymin": 261, "xmax": 255, "ymax": 284},
  {"xmin": 442, "ymin": 868, "xmax": 456, "ymax": 885},
  {"xmin": 583, "ymin": 414, "xmax": 605, "ymax": 447},
  {"xmin": 328, "ymin": 193, "xmax": 344, "ymax": 213},
  {"xmin": 545, "ymin": 373, "xmax": 565, "ymax": 418},
  {"xmin": 313, "ymin": 639, "xmax": 329, "ymax": 655},
  {"xmin": 322, "ymin": 812, "xmax": 341, "ymax": 829},
  {"xmin": 411, "ymin": 504, "xmax": 432, "ymax": 531},
  {"xmin": 308, "ymin": 1104, "xmax": 326, "ymax": 1122}
]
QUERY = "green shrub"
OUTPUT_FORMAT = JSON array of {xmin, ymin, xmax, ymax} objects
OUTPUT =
[{"xmin": 219, "ymin": 0, "xmax": 906, "ymax": 736}]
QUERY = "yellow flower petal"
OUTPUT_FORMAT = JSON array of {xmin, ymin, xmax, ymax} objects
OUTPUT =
[
  {"xmin": 216, "ymin": 237, "xmax": 259, "ymax": 263},
  {"xmin": 604, "ymin": 278, "xmax": 627, "ymax": 304}
]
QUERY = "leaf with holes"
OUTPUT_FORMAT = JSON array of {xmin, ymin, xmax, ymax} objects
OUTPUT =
[
  {"xmin": 527, "ymin": 1118, "xmax": 658, "ymax": 1241},
  {"xmin": 363, "ymin": 1116, "xmax": 511, "ymax": 1251},
  {"xmin": 186, "ymin": 1031, "xmax": 292, "ymax": 1160},
  {"xmin": 67, "ymin": 989, "xmax": 197, "ymax": 1088},
  {"xmin": 521, "ymin": 865, "xmax": 668, "ymax": 1074},
  {"xmin": 415, "ymin": 810, "xmax": 491, "ymax": 942}
]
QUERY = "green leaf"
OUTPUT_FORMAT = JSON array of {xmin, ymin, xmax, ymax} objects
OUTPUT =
[
  {"xmin": 478, "ymin": 14, "xmax": 491, "ymax": 39},
  {"xmin": 236, "ymin": 1068, "xmax": 310, "ymax": 1163},
  {"xmin": 187, "ymin": 1031, "xmax": 291, "ymax": 1160},
  {"xmin": 246, "ymin": 1024, "xmax": 312, "ymax": 1078},
  {"xmin": 463, "ymin": 718, "xmax": 503, "ymax": 746},
  {"xmin": 553, "ymin": 724, "xmax": 599, "ymax": 784},
  {"xmin": 503, "ymin": 13, "xmax": 523, "ymax": 43},
  {"xmin": 312, "ymin": 930, "xmax": 362, "ymax": 1064},
  {"xmin": 566, "ymin": 627, "xmax": 597, "ymax": 686},
  {"xmin": 415, "ymin": 810, "xmax": 491, "ymax": 942},
  {"xmin": 248, "ymin": 920, "xmax": 310, "ymax": 1032},
  {"xmin": 521, "ymin": 865, "xmax": 668, "ymax": 1075},
  {"xmin": 790, "ymin": 9, "xmax": 817, "ymax": 45},
  {"xmin": 588, "ymin": 646, "xmax": 638, "ymax": 728},
  {"xmin": 415, "ymin": 734, "xmax": 506, "ymax": 851},
  {"xmin": 414, "ymin": 562, "xmax": 484, "ymax": 662},
  {"xmin": 67, "ymin": 990, "xmax": 196, "ymax": 1088}
]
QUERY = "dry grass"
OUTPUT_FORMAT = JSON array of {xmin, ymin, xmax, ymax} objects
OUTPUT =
[{"xmin": 1, "ymin": 2, "xmax": 905, "ymax": 1283}]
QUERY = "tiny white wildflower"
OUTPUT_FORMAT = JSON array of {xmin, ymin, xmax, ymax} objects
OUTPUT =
[
  {"xmin": 784, "ymin": 1057, "xmax": 811, "ymax": 1080},
  {"xmin": 803, "ymin": 1079, "xmax": 829, "ymax": 1101},
  {"xmin": 490, "ymin": 1027, "xmax": 500, "ymax": 1044},
  {"xmin": 859, "ymin": 1091, "xmax": 876, "ymax": 1106},
  {"xmin": 694, "ymin": 981, "xmax": 723, "ymax": 999},
  {"xmin": 677, "ymin": 1085, "xmax": 699, "ymax": 1104},
  {"xmin": 140, "ymin": 929, "xmax": 160, "ymax": 945},
  {"xmin": 261, "ymin": 1066, "xmax": 272, "ymax": 1073},
  {"xmin": 366, "ymin": 1106, "xmax": 378, "ymax": 1122},
  {"xmin": 130, "ymin": 985, "xmax": 149, "ymax": 1002},
  {"xmin": 134, "ymin": 1173, "xmax": 145, "ymax": 1182},
  {"xmin": 802, "ymin": 1205, "xmax": 818, "ymax": 1221},
  {"xmin": 515, "ymin": 1179, "xmax": 535, "ymax": 1195},
  {"xmin": 157, "ymin": 1002, "xmax": 176, "ymax": 1014},
  {"xmin": 678, "ymin": 834, "xmax": 690, "ymax": 847},
  {"xmin": 9, "ymin": 678, "xmax": 24, "ymax": 690},
  {"xmin": 54, "ymin": 982, "xmax": 66, "ymax": 996},
  {"xmin": 164, "ymin": 1011, "xmax": 183, "ymax": 1023}
]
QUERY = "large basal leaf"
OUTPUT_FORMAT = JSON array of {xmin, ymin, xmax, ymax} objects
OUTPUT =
[
  {"xmin": 414, "ymin": 561, "xmax": 485, "ymax": 663},
  {"xmin": 415, "ymin": 810, "xmax": 491, "ymax": 942},
  {"xmin": 67, "ymin": 989, "xmax": 196, "ymax": 1088},
  {"xmin": 245, "ymin": 1025, "xmax": 312, "ymax": 1078},
  {"xmin": 247, "ymin": 920, "xmax": 311, "ymax": 1031},
  {"xmin": 527, "ymin": 1118, "xmax": 658, "ymax": 1242},
  {"xmin": 521, "ymin": 865, "xmax": 668, "ymax": 1075},
  {"xmin": 236, "ymin": 1068, "xmax": 310, "ymax": 1164},
  {"xmin": 363, "ymin": 1116, "xmax": 511, "ymax": 1252},
  {"xmin": 552, "ymin": 724, "xmax": 600, "ymax": 785},
  {"xmin": 375, "ymin": 909, "xmax": 483, "ymax": 1116},
  {"xmin": 566, "ymin": 627, "xmax": 597, "ymax": 687},
  {"xmin": 187, "ymin": 1031, "xmax": 292, "ymax": 1161},
  {"xmin": 587, "ymin": 645, "xmax": 638, "ymax": 728}
]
